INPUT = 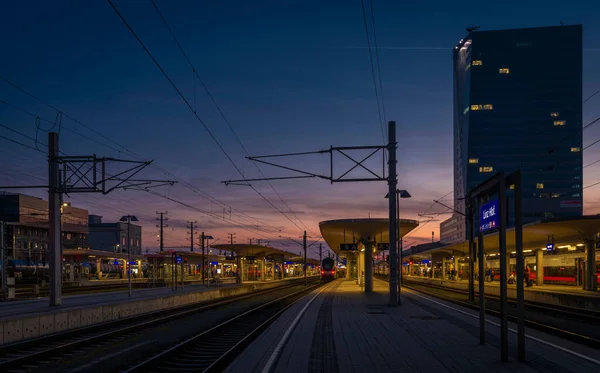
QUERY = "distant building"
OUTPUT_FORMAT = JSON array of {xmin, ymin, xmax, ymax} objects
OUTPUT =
[
  {"xmin": 0, "ymin": 192, "xmax": 89, "ymax": 261},
  {"xmin": 440, "ymin": 215, "xmax": 461, "ymax": 245},
  {"xmin": 88, "ymin": 215, "xmax": 142, "ymax": 255},
  {"xmin": 443, "ymin": 24, "xmax": 583, "ymax": 242}
]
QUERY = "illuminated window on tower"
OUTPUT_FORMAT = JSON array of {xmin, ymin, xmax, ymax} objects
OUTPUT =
[
  {"xmin": 499, "ymin": 68, "xmax": 510, "ymax": 74},
  {"xmin": 571, "ymin": 147, "xmax": 581, "ymax": 152},
  {"xmin": 554, "ymin": 120, "xmax": 566, "ymax": 126},
  {"xmin": 550, "ymin": 112, "xmax": 559, "ymax": 117},
  {"xmin": 469, "ymin": 158, "xmax": 479, "ymax": 164},
  {"xmin": 536, "ymin": 183, "xmax": 544, "ymax": 189},
  {"xmin": 479, "ymin": 166, "xmax": 493, "ymax": 173},
  {"xmin": 472, "ymin": 60, "xmax": 482, "ymax": 66}
]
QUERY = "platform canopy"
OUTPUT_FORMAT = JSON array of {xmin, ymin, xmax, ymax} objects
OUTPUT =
[
  {"xmin": 286, "ymin": 256, "xmax": 320, "ymax": 265},
  {"xmin": 212, "ymin": 243, "xmax": 296, "ymax": 258},
  {"xmin": 63, "ymin": 249, "xmax": 145, "ymax": 261},
  {"xmin": 319, "ymin": 218, "xmax": 419, "ymax": 256},
  {"xmin": 420, "ymin": 216, "xmax": 600, "ymax": 257}
]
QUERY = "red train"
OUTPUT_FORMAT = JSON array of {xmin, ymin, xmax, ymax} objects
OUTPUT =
[
  {"xmin": 486, "ymin": 251, "xmax": 600, "ymax": 285},
  {"xmin": 321, "ymin": 257, "xmax": 336, "ymax": 282}
]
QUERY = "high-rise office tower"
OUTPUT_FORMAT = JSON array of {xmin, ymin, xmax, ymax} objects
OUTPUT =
[{"xmin": 441, "ymin": 25, "xmax": 583, "ymax": 244}]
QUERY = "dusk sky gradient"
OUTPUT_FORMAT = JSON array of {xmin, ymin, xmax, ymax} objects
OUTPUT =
[{"xmin": 1, "ymin": 0, "xmax": 600, "ymax": 258}]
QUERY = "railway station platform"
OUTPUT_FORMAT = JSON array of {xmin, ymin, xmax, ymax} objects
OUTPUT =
[
  {"xmin": 403, "ymin": 276, "xmax": 600, "ymax": 309},
  {"xmin": 227, "ymin": 278, "xmax": 600, "ymax": 373},
  {"xmin": 0, "ymin": 276, "xmax": 315, "ymax": 345}
]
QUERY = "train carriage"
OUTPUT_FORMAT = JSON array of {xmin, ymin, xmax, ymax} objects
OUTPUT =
[{"xmin": 321, "ymin": 257, "xmax": 335, "ymax": 282}]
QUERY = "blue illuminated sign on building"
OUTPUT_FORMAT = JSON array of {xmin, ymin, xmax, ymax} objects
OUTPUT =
[
  {"xmin": 546, "ymin": 243, "xmax": 554, "ymax": 251},
  {"xmin": 479, "ymin": 199, "xmax": 500, "ymax": 232}
]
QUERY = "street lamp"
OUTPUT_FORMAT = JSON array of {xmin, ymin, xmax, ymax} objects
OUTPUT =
[
  {"xmin": 385, "ymin": 189, "xmax": 411, "ymax": 305},
  {"xmin": 119, "ymin": 215, "xmax": 138, "ymax": 297}
]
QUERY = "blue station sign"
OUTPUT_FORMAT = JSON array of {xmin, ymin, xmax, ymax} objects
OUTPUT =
[{"xmin": 479, "ymin": 199, "xmax": 499, "ymax": 232}]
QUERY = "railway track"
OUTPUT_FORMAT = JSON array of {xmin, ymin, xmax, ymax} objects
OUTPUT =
[
  {"xmin": 123, "ymin": 282, "xmax": 326, "ymax": 373},
  {"xmin": 0, "ymin": 280, "xmax": 318, "ymax": 372},
  {"xmin": 401, "ymin": 281, "xmax": 600, "ymax": 349},
  {"xmin": 402, "ymin": 280, "xmax": 600, "ymax": 319}
]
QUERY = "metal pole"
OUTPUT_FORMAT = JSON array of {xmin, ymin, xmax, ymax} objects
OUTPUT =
[
  {"xmin": 48, "ymin": 132, "xmax": 62, "ymax": 307},
  {"xmin": 514, "ymin": 171, "xmax": 525, "ymax": 362},
  {"xmin": 303, "ymin": 230, "xmax": 307, "ymax": 286},
  {"xmin": 498, "ymin": 177, "xmax": 508, "ymax": 362},
  {"xmin": 397, "ymin": 193, "xmax": 401, "ymax": 305},
  {"xmin": 190, "ymin": 222, "xmax": 194, "ymax": 252},
  {"xmin": 387, "ymin": 121, "xmax": 398, "ymax": 307},
  {"xmin": 477, "ymin": 200, "xmax": 485, "ymax": 344},
  {"xmin": 127, "ymin": 219, "xmax": 131, "ymax": 297},
  {"xmin": 319, "ymin": 243, "xmax": 322, "ymax": 265},
  {"xmin": 1, "ymin": 222, "xmax": 7, "ymax": 300},
  {"xmin": 201, "ymin": 232, "xmax": 205, "ymax": 286},
  {"xmin": 468, "ymin": 201, "xmax": 475, "ymax": 302}
]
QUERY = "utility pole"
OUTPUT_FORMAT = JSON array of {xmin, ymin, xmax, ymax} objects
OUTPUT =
[
  {"xmin": 303, "ymin": 230, "xmax": 307, "ymax": 286},
  {"xmin": 228, "ymin": 232, "xmax": 236, "ymax": 256},
  {"xmin": 1, "ymin": 222, "xmax": 7, "ymax": 300},
  {"xmin": 201, "ymin": 232, "xmax": 205, "ymax": 285},
  {"xmin": 156, "ymin": 211, "xmax": 168, "ymax": 252},
  {"xmin": 248, "ymin": 238, "xmax": 253, "ymax": 245},
  {"xmin": 319, "ymin": 243, "xmax": 322, "ymax": 264},
  {"xmin": 388, "ymin": 121, "xmax": 399, "ymax": 307},
  {"xmin": 48, "ymin": 132, "xmax": 62, "ymax": 307},
  {"xmin": 187, "ymin": 221, "xmax": 198, "ymax": 252}
]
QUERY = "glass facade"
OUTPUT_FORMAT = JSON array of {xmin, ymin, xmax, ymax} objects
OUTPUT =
[{"xmin": 451, "ymin": 25, "xmax": 583, "ymax": 240}]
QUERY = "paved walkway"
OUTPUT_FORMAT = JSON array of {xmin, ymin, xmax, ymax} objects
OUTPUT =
[{"xmin": 227, "ymin": 279, "xmax": 600, "ymax": 373}]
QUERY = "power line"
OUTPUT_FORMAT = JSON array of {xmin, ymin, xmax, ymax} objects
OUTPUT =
[
  {"xmin": 107, "ymin": 0, "xmax": 311, "ymax": 236},
  {"xmin": 0, "ymin": 79, "xmax": 285, "ymax": 234},
  {"xmin": 149, "ymin": 0, "xmax": 319, "ymax": 238},
  {"xmin": 583, "ymin": 88, "xmax": 600, "ymax": 103},
  {"xmin": 368, "ymin": 0, "xmax": 387, "ymax": 125},
  {"xmin": 402, "ymin": 190, "xmax": 453, "ymax": 239},
  {"xmin": 359, "ymin": 0, "xmax": 386, "ymax": 145}
]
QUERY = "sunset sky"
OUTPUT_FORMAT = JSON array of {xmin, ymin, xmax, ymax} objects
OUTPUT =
[{"xmin": 1, "ymin": 0, "xmax": 600, "ymax": 259}]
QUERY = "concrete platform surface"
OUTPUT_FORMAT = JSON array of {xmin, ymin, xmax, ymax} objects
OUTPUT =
[
  {"xmin": 226, "ymin": 279, "xmax": 600, "ymax": 373},
  {"xmin": 0, "ymin": 282, "xmax": 238, "ymax": 320}
]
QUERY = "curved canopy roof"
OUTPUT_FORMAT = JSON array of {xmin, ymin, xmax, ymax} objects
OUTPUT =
[
  {"xmin": 421, "ymin": 216, "xmax": 600, "ymax": 257},
  {"xmin": 319, "ymin": 218, "xmax": 419, "ymax": 255}
]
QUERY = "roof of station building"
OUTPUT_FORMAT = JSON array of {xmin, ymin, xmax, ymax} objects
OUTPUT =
[
  {"xmin": 420, "ymin": 216, "xmax": 600, "ymax": 257},
  {"xmin": 212, "ymin": 244, "xmax": 296, "ymax": 258},
  {"xmin": 319, "ymin": 218, "xmax": 419, "ymax": 255}
]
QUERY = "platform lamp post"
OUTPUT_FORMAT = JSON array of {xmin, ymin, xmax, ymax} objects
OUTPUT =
[
  {"xmin": 385, "ymin": 189, "xmax": 411, "ymax": 305},
  {"xmin": 120, "ymin": 215, "xmax": 138, "ymax": 297}
]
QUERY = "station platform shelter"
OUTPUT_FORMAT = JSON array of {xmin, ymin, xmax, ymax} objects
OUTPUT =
[
  {"xmin": 411, "ymin": 216, "xmax": 600, "ymax": 292},
  {"xmin": 212, "ymin": 244, "xmax": 320, "ymax": 283},
  {"xmin": 319, "ymin": 218, "xmax": 420, "ymax": 292},
  {"xmin": 62, "ymin": 249, "xmax": 146, "ymax": 283}
]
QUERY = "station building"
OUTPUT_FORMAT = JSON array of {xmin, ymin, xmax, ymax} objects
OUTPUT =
[
  {"xmin": 0, "ymin": 192, "xmax": 89, "ymax": 261},
  {"xmin": 443, "ymin": 24, "xmax": 584, "ymax": 244}
]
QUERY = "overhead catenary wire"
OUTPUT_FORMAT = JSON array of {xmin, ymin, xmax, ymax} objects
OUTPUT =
[
  {"xmin": 0, "ymin": 80, "xmax": 286, "ymax": 235},
  {"xmin": 107, "ymin": 0, "xmax": 314, "ymax": 237},
  {"xmin": 149, "ymin": 0, "xmax": 320, "ymax": 239},
  {"xmin": 360, "ymin": 0, "xmax": 386, "ymax": 146}
]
